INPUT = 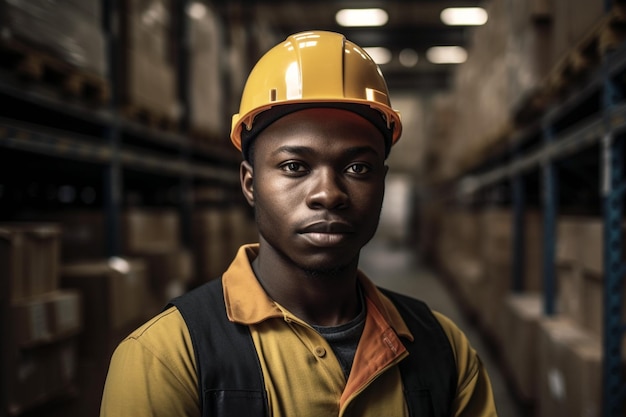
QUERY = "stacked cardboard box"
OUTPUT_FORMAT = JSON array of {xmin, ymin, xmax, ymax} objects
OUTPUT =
[
  {"xmin": 537, "ymin": 316, "xmax": 603, "ymax": 417},
  {"xmin": 122, "ymin": 208, "xmax": 193, "ymax": 308},
  {"xmin": 192, "ymin": 205, "xmax": 257, "ymax": 284},
  {"xmin": 120, "ymin": 0, "xmax": 180, "ymax": 123},
  {"xmin": 0, "ymin": 223, "xmax": 82, "ymax": 416},
  {"xmin": 427, "ymin": 0, "xmax": 608, "ymax": 182},
  {"xmin": 500, "ymin": 293, "xmax": 543, "ymax": 403},
  {"xmin": 59, "ymin": 257, "xmax": 150, "ymax": 417},
  {"xmin": 27, "ymin": 209, "xmax": 107, "ymax": 262},
  {"xmin": 188, "ymin": 4, "xmax": 225, "ymax": 140},
  {"xmin": 435, "ymin": 208, "xmax": 484, "ymax": 313},
  {"xmin": 556, "ymin": 217, "xmax": 626, "ymax": 339},
  {"xmin": 476, "ymin": 208, "xmax": 513, "ymax": 340}
]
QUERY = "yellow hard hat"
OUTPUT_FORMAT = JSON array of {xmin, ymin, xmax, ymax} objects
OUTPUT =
[{"xmin": 230, "ymin": 30, "xmax": 402, "ymax": 157}]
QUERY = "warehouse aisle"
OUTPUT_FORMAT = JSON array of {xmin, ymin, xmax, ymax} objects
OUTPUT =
[{"xmin": 359, "ymin": 238, "xmax": 525, "ymax": 417}]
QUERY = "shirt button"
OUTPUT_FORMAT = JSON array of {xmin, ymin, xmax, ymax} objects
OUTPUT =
[{"xmin": 314, "ymin": 346, "xmax": 326, "ymax": 358}]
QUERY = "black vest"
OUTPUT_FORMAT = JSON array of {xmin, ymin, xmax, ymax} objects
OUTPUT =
[{"xmin": 168, "ymin": 278, "xmax": 456, "ymax": 417}]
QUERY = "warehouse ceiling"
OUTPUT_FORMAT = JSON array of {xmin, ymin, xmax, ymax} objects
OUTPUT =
[{"xmin": 219, "ymin": 0, "xmax": 487, "ymax": 92}]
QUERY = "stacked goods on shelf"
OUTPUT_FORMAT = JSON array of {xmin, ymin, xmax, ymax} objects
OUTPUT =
[
  {"xmin": 428, "ymin": 0, "xmax": 608, "ymax": 183},
  {"xmin": 28, "ymin": 209, "xmax": 107, "ymax": 262},
  {"xmin": 537, "ymin": 316, "xmax": 602, "ymax": 417},
  {"xmin": 122, "ymin": 208, "xmax": 193, "ymax": 309},
  {"xmin": 499, "ymin": 293, "xmax": 543, "ymax": 404},
  {"xmin": 496, "ymin": 210, "xmax": 544, "ymax": 404},
  {"xmin": 475, "ymin": 208, "xmax": 513, "ymax": 340},
  {"xmin": 434, "ymin": 207, "xmax": 484, "ymax": 314},
  {"xmin": 188, "ymin": 4, "xmax": 225, "ymax": 141},
  {"xmin": 1, "ymin": 223, "xmax": 82, "ymax": 416},
  {"xmin": 60, "ymin": 257, "xmax": 150, "ymax": 417},
  {"xmin": 526, "ymin": 215, "xmax": 624, "ymax": 416},
  {"xmin": 120, "ymin": 0, "xmax": 180, "ymax": 128},
  {"xmin": 192, "ymin": 207, "xmax": 228, "ymax": 283},
  {"xmin": 192, "ymin": 204, "xmax": 257, "ymax": 284},
  {"xmin": 556, "ymin": 217, "xmax": 626, "ymax": 340},
  {"xmin": 435, "ymin": 208, "xmax": 544, "ymax": 327},
  {"xmin": 0, "ymin": 0, "xmax": 108, "ymax": 102}
]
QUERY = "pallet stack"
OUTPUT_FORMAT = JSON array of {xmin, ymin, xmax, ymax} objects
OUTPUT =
[
  {"xmin": 1, "ymin": 224, "xmax": 82, "ymax": 415},
  {"xmin": 427, "ymin": 0, "xmax": 610, "ymax": 184},
  {"xmin": 58, "ymin": 256, "xmax": 150, "ymax": 417},
  {"xmin": 119, "ymin": 0, "xmax": 180, "ymax": 129},
  {"xmin": 0, "ymin": 0, "xmax": 109, "ymax": 103},
  {"xmin": 433, "ymin": 209, "xmax": 613, "ymax": 415},
  {"xmin": 121, "ymin": 207, "xmax": 194, "ymax": 309}
]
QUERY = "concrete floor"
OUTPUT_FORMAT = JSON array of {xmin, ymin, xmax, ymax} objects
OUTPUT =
[{"xmin": 359, "ymin": 238, "xmax": 527, "ymax": 417}]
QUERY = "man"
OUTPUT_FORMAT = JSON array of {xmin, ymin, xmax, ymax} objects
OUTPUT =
[{"xmin": 100, "ymin": 30, "xmax": 498, "ymax": 417}]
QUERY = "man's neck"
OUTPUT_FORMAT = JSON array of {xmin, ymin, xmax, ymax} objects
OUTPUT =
[{"xmin": 251, "ymin": 252, "xmax": 361, "ymax": 327}]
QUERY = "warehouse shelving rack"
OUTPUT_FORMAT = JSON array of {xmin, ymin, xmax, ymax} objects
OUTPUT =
[
  {"xmin": 455, "ymin": 34, "xmax": 626, "ymax": 417},
  {"xmin": 0, "ymin": 1, "xmax": 245, "ymax": 416}
]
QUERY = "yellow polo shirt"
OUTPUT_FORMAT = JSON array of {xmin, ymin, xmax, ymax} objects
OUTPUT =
[{"xmin": 100, "ymin": 244, "xmax": 498, "ymax": 417}]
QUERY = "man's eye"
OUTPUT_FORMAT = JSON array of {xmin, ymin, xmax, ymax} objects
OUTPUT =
[
  {"xmin": 281, "ymin": 162, "xmax": 305, "ymax": 172},
  {"xmin": 346, "ymin": 163, "xmax": 370, "ymax": 174}
]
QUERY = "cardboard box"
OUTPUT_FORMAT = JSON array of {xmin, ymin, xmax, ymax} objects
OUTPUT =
[
  {"xmin": 131, "ymin": 248, "xmax": 194, "ymax": 307},
  {"xmin": 0, "ymin": 223, "xmax": 61, "ymax": 302},
  {"xmin": 500, "ymin": 293, "xmax": 543, "ymax": 402},
  {"xmin": 537, "ymin": 317, "xmax": 603, "ymax": 417},
  {"xmin": 557, "ymin": 262, "xmax": 585, "ymax": 328},
  {"xmin": 525, "ymin": 210, "xmax": 544, "ymax": 292},
  {"xmin": 582, "ymin": 270, "xmax": 626, "ymax": 342},
  {"xmin": 193, "ymin": 208, "xmax": 232, "ymax": 282},
  {"xmin": 60, "ymin": 258, "xmax": 149, "ymax": 358},
  {"xmin": 478, "ymin": 209, "xmax": 513, "ymax": 337},
  {"xmin": 11, "ymin": 290, "xmax": 82, "ymax": 348},
  {"xmin": 6, "ymin": 338, "xmax": 78, "ymax": 416},
  {"xmin": 189, "ymin": 5, "xmax": 225, "ymax": 137},
  {"xmin": 53, "ymin": 209, "xmax": 106, "ymax": 261},
  {"xmin": 122, "ymin": 208, "xmax": 181, "ymax": 253},
  {"xmin": 120, "ymin": 0, "xmax": 180, "ymax": 121},
  {"xmin": 123, "ymin": 49, "xmax": 180, "ymax": 120}
]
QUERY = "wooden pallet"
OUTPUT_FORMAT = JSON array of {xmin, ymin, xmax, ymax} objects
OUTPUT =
[
  {"xmin": 546, "ymin": 8, "xmax": 626, "ymax": 98},
  {"xmin": 0, "ymin": 38, "xmax": 110, "ymax": 104},
  {"xmin": 513, "ymin": 6, "xmax": 626, "ymax": 128},
  {"xmin": 122, "ymin": 105, "xmax": 180, "ymax": 132}
]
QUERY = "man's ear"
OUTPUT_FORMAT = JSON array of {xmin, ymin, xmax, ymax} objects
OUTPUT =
[{"xmin": 240, "ymin": 160, "xmax": 255, "ymax": 207}]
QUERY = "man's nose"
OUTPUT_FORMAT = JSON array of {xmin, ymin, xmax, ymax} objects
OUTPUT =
[{"xmin": 305, "ymin": 168, "xmax": 349, "ymax": 210}]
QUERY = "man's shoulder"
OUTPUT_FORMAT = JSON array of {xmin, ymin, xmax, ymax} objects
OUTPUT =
[{"xmin": 119, "ymin": 307, "xmax": 192, "ymax": 359}]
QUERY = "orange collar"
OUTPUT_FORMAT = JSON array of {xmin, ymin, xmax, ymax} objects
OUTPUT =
[{"xmin": 222, "ymin": 244, "xmax": 413, "ymax": 341}]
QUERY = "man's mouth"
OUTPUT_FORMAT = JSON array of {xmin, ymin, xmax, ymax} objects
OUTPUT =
[{"xmin": 298, "ymin": 221, "xmax": 354, "ymax": 247}]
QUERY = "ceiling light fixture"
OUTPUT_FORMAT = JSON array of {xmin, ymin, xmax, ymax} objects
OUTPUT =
[
  {"xmin": 363, "ymin": 47, "xmax": 392, "ymax": 65},
  {"xmin": 336, "ymin": 8, "xmax": 389, "ymax": 27},
  {"xmin": 187, "ymin": 2, "xmax": 207, "ymax": 20},
  {"xmin": 399, "ymin": 49, "xmax": 419, "ymax": 67},
  {"xmin": 426, "ymin": 46, "xmax": 468, "ymax": 64},
  {"xmin": 440, "ymin": 7, "xmax": 488, "ymax": 26}
]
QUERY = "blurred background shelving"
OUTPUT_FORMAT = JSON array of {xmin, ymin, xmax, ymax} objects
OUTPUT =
[{"xmin": 2, "ymin": 0, "xmax": 626, "ymax": 416}]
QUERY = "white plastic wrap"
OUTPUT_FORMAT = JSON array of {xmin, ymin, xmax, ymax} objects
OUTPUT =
[{"xmin": 0, "ymin": 0, "xmax": 107, "ymax": 76}]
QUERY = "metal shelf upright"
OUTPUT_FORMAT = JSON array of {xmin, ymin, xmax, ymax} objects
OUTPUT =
[
  {"xmin": 541, "ymin": 123, "xmax": 558, "ymax": 316},
  {"xmin": 601, "ymin": 40, "xmax": 626, "ymax": 417}
]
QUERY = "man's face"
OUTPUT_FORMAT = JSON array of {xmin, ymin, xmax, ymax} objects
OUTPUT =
[{"xmin": 240, "ymin": 107, "xmax": 388, "ymax": 274}]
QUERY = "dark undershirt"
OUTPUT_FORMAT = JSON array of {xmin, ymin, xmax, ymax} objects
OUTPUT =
[{"xmin": 311, "ymin": 289, "xmax": 366, "ymax": 379}]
